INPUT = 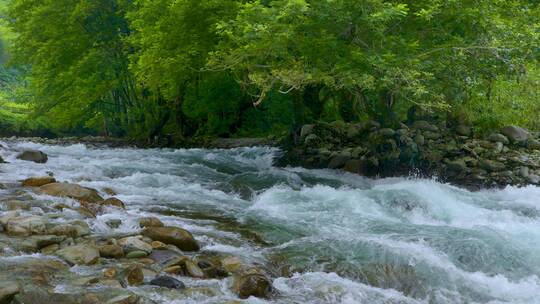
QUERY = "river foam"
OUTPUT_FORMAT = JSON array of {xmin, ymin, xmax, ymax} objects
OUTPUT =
[{"xmin": 1, "ymin": 140, "xmax": 539, "ymax": 303}]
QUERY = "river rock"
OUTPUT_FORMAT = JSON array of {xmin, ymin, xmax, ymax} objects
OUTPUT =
[
  {"xmin": 21, "ymin": 176, "xmax": 57, "ymax": 187},
  {"xmin": 6, "ymin": 215, "xmax": 47, "ymax": 236},
  {"xmin": 56, "ymin": 244, "xmax": 100, "ymax": 265},
  {"xmin": 126, "ymin": 250, "xmax": 148, "ymax": 259},
  {"xmin": 149, "ymin": 276, "xmax": 185, "ymax": 289},
  {"xmin": 479, "ymin": 159, "xmax": 505, "ymax": 172},
  {"xmin": 447, "ymin": 159, "xmax": 467, "ymax": 172},
  {"xmin": 328, "ymin": 152, "xmax": 351, "ymax": 169},
  {"xmin": 106, "ymin": 294, "xmax": 141, "ymax": 304},
  {"xmin": 120, "ymin": 265, "xmax": 144, "ymax": 286},
  {"xmin": 0, "ymin": 156, "xmax": 5, "ymax": 164},
  {"xmin": 99, "ymin": 244, "xmax": 124, "ymax": 259},
  {"xmin": 488, "ymin": 133, "xmax": 509, "ymax": 144},
  {"xmin": 222, "ymin": 256, "xmax": 243, "ymax": 273},
  {"xmin": 412, "ymin": 121, "xmax": 438, "ymax": 132},
  {"xmin": 118, "ymin": 236, "xmax": 153, "ymax": 254},
  {"xmin": 379, "ymin": 128, "xmax": 396, "ymax": 137},
  {"xmin": 16, "ymin": 150, "xmax": 48, "ymax": 163},
  {"xmin": 0, "ymin": 281, "xmax": 20, "ymax": 304},
  {"xmin": 304, "ymin": 134, "xmax": 320, "ymax": 146},
  {"xmin": 232, "ymin": 268, "xmax": 272, "ymax": 299},
  {"xmin": 100, "ymin": 197, "xmax": 125, "ymax": 209},
  {"xmin": 141, "ymin": 226, "xmax": 200, "ymax": 252},
  {"xmin": 49, "ymin": 221, "xmax": 90, "ymax": 238},
  {"xmin": 529, "ymin": 174, "xmax": 540, "ymax": 184},
  {"xmin": 106, "ymin": 219, "xmax": 122, "ymax": 229},
  {"xmin": 4, "ymin": 200, "xmax": 29, "ymax": 211},
  {"xmin": 0, "ymin": 211, "xmax": 19, "ymax": 227},
  {"xmin": 527, "ymin": 139, "xmax": 540, "ymax": 150},
  {"xmin": 40, "ymin": 183, "xmax": 103, "ymax": 204},
  {"xmin": 21, "ymin": 235, "xmax": 65, "ymax": 251},
  {"xmin": 501, "ymin": 126, "xmax": 530, "ymax": 143},
  {"xmin": 300, "ymin": 124, "xmax": 315, "ymax": 139},
  {"xmin": 185, "ymin": 260, "xmax": 205, "ymax": 278},
  {"xmin": 139, "ymin": 217, "xmax": 164, "ymax": 228}
]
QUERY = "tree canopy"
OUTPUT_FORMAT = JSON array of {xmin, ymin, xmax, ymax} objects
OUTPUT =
[{"xmin": 2, "ymin": 0, "xmax": 539, "ymax": 140}]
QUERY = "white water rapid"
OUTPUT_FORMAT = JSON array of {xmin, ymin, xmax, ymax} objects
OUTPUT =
[{"xmin": 1, "ymin": 141, "xmax": 539, "ymax": 304}]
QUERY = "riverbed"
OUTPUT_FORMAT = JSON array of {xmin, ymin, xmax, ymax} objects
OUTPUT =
[{"xmin": 1, "ymin": 140, "xmax": 539, "ymax": 303}]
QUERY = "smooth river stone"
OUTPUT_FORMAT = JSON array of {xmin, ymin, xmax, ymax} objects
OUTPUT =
[{"xmin": 142, "ymin": 226, "xmax": 200, "ymax": 251}]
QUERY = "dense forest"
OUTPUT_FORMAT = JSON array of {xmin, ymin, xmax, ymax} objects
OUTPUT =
[{"xmin": 0, "ymin": 0, "xmax": 539, "ymax": 144}]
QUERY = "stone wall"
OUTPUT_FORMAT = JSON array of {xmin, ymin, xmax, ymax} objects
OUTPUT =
[{"xmin": 278, "ymin": 121, "xmax": 540, "ymax": 190}]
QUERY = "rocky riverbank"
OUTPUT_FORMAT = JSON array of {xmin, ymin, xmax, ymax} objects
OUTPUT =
[
  {"xmin": 278, "ymin": 120, "xmax": 540, "ymax": 190},
  {"xmin": 0, "ymin": 147, "xmax": 274, "ymax": 303}
]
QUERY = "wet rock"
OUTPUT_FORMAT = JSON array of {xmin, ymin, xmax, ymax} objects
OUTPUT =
[
  {"xmin": 49, "ymin": 224, "xmax": 80, "ymax": 238},
  {"xmin": 99, "ymin": 245, "xmax": 124, "ymax": 259},
  {"xmin": 300, "ymin": 124, "xmax": 315, "ymax": 139},
  {"xmin": 148, "ymin": 249, "xmax": 179, "ymax": 265},
  {"xmin": 163, "ymin": 266, "xmax": 182, "ymax": 274},
  {"xmin": 488, "ymin": 133, "xmax": 509, "ymax": 145},
  {"xmin": 327, "ymin": 152, "xmax": 351, "ymax": 170},
  {"xmin": 49, "ymin": 221, "xmax": 90, "ymax": 238},
  {"xmin": 40, "ymin": 183, "xmax": 103, "ymax": 204},
  {"xmin": 222, "ymin": 256, "xmax": 243, "ymax": 274},
  {"xmin": 103, "ymin": 267, "xmax": 117, "ymax": 279},
  {"xmin": 126, "ymin": 250, "xmax": 148, "ymax": 259},
  {"xmin": 185, "ymin": 260, "xmax": 204, "ymax": 278},
  {"xmin": 4, "ymin": 200, "xmax": 29, "ymax": 211},
  {"xmin": 479, "ymin": 159, "xmax": 505, "ymax": 172},
  {"xmin": 139, "ymin": 217, "xmax": 164, "ymax": 228},
  {"xmin": 304, "ymin": 134, "xmax": 320, "ymax": 146},
  {"xmin": 0, "ymin": 281, "xmax": 20, "ymax": 304},
  {"xmin": 141, "ymin": 226, "xmax": 199, "ymax": 252},
  {"xmin": 102, "ymin": 187, "xmax": 117, "ymax": 196},
  {"xmin": 343, "ymin": 159, "xmax": 362, "ymax": 174},
  {"xmin": 21, "ymin": 176, "xmax": 57, "ymax": 187},
  {"xmin": 519, "ymin": 167, "xmax": 530, "ymax": 178},
  {"xmin": 527, "ymin": 139, "xmax": 540, "ymax": 150},
  {"xmin": 447, "ymin": 159, "xmax": 467, "ymax": 172},
  {"xmin": 150, "ymin": 241, "xmax": 167, "ymax": 250},
  {"xmin": 232, "ymin": 268, "xmax": 272, "ymax": 299},
  {"xmin": 100, "ymin": 197, "xmax": 125, "ymax": 209},
  {"xmin": 16, "ymin": 150, "xmax": 48, "ymax": 163},
  {"xmin": 106, "ymin": 294, "xmax": 141, "ymax": 304},
  {"xmin": 118, "ymin": 236, "xmax": 153, "ymax": 254},
  {"xmin": 149, "ymin": 276, "xmax": 185, "ymax": 289},
  {"xmin": 0, "ymin": 156, "xmax": 5, "ymax": 164},
  {"xmin": 412, "ymin": 121, "xmax": 438, "ymax": 132},
  {"xmin": 379, "ymin": 128, "xmax": 396, "ymax": 137},
  {"xmin": 106, "ymin": 219, "xmax": 122, "ymax": 229},
  {"xmin": 501, "ymin": 126, "xmax": 530, "ymax": 143},
  {"xmin": 529, "ymin": 174, "xmax": 540, "ymax": 184},
  {"xmin": 414, "ymin": 134, "xmax": 425, "ymax": 146},
  {"xmin": 0, "ymin": 211, "xmax": 19, "ymax": 227},
  {"xmin": 21, "ymin": 235, "xmax": 65, "ymax": 251},
  {"xmin": 6, "ymin": 215, "xmax": 47, "ymax": 236},
  {"xmin": 40, "ymin": 244, "xmax": 59, "ymax": 255},
  {"xmin": 56, "ymin": 244, "xmax": 100, "ymax": 265},
  {"xmin": 120, "ymin": 265, "xmax": 144, "ymax": 287}
]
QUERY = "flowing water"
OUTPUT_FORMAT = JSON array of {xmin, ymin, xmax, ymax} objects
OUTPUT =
[{"xmin": 1, "ymin": 141, "xmax": 540, "ymax": 304}]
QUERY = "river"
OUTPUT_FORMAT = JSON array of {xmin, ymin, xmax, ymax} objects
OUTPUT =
[{"xmin": 1, "ymin": 140, "xmax": 539, "ymax": 303}]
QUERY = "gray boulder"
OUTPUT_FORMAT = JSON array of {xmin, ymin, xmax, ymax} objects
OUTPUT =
[
  {"xmin": 488, "ymin": 133, "xmax": 509, "ymax": 145},
  {"xmin": 501, "ymin": 126, "xmax": 530, "ymax": 143},
  {"xmin": 16, "ymin": 150, "xmax": 48, "ymax": 163}
]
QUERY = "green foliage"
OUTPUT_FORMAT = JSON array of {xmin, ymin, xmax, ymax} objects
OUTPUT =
[
  {"xmin": 1, "ymin": 0, "xmax": 539, "ymax": 141},
  {"xmin": 465, "ymin": 65, "xmax": 540, "ymax": 133}
]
